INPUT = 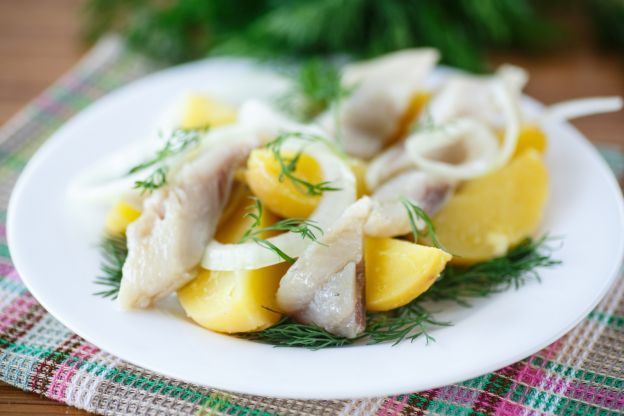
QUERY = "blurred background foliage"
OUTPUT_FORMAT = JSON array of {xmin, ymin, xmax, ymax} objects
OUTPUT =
[{"xmin": 84, "ymin": 0, "xmax": 624, "ymax": 72}]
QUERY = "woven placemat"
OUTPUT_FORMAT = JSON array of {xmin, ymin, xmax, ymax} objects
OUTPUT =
[{"xmin": 0, "ymin": 37, "xmax": 622, "ymax": 416}]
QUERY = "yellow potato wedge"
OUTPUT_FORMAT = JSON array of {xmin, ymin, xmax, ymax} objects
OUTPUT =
[
  {"xmin": 180, "ymin": 94, "xmax": 236, "ymax": 129},
  {"xmin": 105, "ymin": 201, "xmax": 141, "ymax": 235},
  {"xmin": 365, "ymin": 237, "xmax": 451, "ymax": 312},
  {"xmin": 432, "ymin": 149, "xmax": 548, "ymax": 264},
  {"xmin": 245, "ymin": 148, "xmax": 322, "ymax": 218},
  {"xmin": 178, "ymin": 264, "xmax": 289, "ymax": 334}
]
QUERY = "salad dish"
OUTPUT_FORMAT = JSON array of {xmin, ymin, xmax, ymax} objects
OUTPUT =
[{"xmin": 69, "ymin": 49, "xmax": 622, "ymax": 347}]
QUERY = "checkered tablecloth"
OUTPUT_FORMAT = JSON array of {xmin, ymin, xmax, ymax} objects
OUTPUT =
[{"xmin": 0, "ymin": 37, "xmax": 622, "ymax": 416}]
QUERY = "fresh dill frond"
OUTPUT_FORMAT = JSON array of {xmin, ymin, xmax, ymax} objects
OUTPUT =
[
  {"xmin": 400, "ymin": 196, "xmax": 444, "ymax": 249},
  {"xmin": 130, "ymin": 125, "xmax": 209, "ymax": 193},
  {"xmin": 279, "ymin": 59, "xmax": 346, "ymax": 122},
  {"xmin": 133, "ymin": 166, "xmax": 168, "ymax": 194},
  {"xmin": 365, "ymin": 302, "xmax": 448, "ymax": 346},
  {"xmin": 129, "ymin": 126, "xmax": 209, "ymax": 174},
  {"xmin": 410, "ymin": 106, "xmax": 436, "ymax": 133},
  {"xmin": 239, "ymin": 317, "xmax": 354, "ymax": 350},
  {"xmin": 244, "ymin": 236, "xmax": 559, "ymax": 349},
  {"xmin": 420, "ymin": 237, "xmax": 561, "ymax": 306},
  {"xmin": 94, "ymin": 234, "xmax": 128, "ymax": 299},
  {"xmin": 240, "ymin": 198, "xmax": 325, "ymax": 264},
  {"xmin": 266, "ymin": 132, "xmax": 342, "ymax": 196}
]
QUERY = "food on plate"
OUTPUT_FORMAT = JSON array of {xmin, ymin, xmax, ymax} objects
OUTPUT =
[
  {"xmin": 276, "ymin": 197, "xmax": 370, "ymax": 338},
  {"xmin": 430, "ymin": 149, "xmax": 548, "ymax": 264},
  {"xmin": 76, "ymin": 48, "xmax": 621, "ymax": 348},
  {"xmin": 178, "ymin": 264, "xmax": 288, "ymax": 333},
  {"xmin": 364, "ymin": 237, "xmax": 451, "ymax": 312},
  {"xmin": 118, "ymin": 136, "xmax": 255, "ymax": 309},
  {"xmin": 245, "ymin": 148, "xmax": 322, "ymax": 218}
]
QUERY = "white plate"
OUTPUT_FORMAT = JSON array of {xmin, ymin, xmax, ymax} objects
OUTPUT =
[{"xmin": 7, "ymin": 59, "xmax": 624, "ymax": 400}]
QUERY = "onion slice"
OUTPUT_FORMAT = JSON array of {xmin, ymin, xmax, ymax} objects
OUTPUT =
[
  {"xmin": 201, "ymin": 138, "xmax": 357, "ymax": 271},
  {"xmin": 405, "ymin": 117, "xmax": 500, "ymax": 180},
  {"xmin": 540, "ymin": 96, "xmax": 623, "ymax": 122},
  {"xmin": 403, "ymin": 78, "xmax": 521, "ymax": 180}
]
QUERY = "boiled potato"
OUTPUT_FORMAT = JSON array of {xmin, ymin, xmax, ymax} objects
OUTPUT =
[
  {"xmin": 515, "ymin": 125, "xmax": 547, "ymax": 156},
  {"xmin": 349, "ymin": 158, "xmax": 369, "ymax": 197},
  {"xmin": 105, "ymin": 201, "xmax": 141, "ymax": 235},
  {"xmin": 178, "ymin": 264, "xmax": 288, "ymax": 334},
  {"xmin": 215, "ymin": 185, "xmax": 279, "ymax": 243},
  {"xmin": 387, "ymin": 92, "xmax": 431, "ymax": 145},
  {"xmin": 245, "ymin": 148, "xmax": 322, "ymax": 218},
  {"xmin": 498, "ymin": 125, "xmax": 548, "ymax": 158},
  {"xmin": 180, "ymin": 94, "xmax": 236, "ymax": 129},
  {"xmin": 431, "ymin": 149, "xmax": 548, "ymax": 264},
  {"xmin": 365, "ymin": 237, "xmax": 451, "ymax": 312}
]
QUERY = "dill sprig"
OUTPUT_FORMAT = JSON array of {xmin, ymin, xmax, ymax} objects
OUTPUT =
[
  {"xmin": 239, "ymin": 304, "xmax": 443, "ymax": 349},
  {"xmin": 130, "ymin": 125, "xmax": 209, "ymax": 193},
  {"xmin": 400, "ymin": 196, "xmax": 444, "ymax": 249},
  {"xmin": 266, "ymin": 132, "xmax": 341, "ymax": 196},
  {"xmin": 94, "ymin": 234, "xmax": 128, "ymax": 299},
  {"xmin": 421, "ymin": 237, "xmax": 562, "ymax": 307},
  {"xmin": 239, "ymin": 318, "xmax": 354, "ymax": 350},
  {"xmin": 365, "ymin": 302, "xmax": 447, "ymax": 346},
  {"xmin": 240, "ymin": 198, "xmax": 324, "ymax": 264},
  {"xmin": 133, "ymin": 166, "xmax": 168, "ymax": 194},
  {"xmin": 243, "ymin": 237, "xmax": 559, "ymax": 349},
  {"xmin": 279, "ymin": 59, "xmax": 345, "ymax": 122}
]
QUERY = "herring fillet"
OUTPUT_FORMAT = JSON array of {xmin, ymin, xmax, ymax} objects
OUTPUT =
[
  {"xmin": 321, "ymin": 49, "xmax": 438, "ymax": 159},
  {"xmin": 365, "ymin": 171, "xmax": 454, "ymax": 238},
  {"xmin": 276, "ymin": 198, "xmax": 371, "ymax": 338},
  {"xmin": 118, "ymin": 139, "xmax": 253, "ymax": 309}
]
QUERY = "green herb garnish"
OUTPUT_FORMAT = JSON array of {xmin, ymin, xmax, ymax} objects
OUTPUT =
[
  {"xmin": 94, "ymin": 234, "xmax": 127, "ymax": 299},
  {"xmin": 420, "ymin": 237, "xmax": 561, "ymax": 306},
  {"xmin": 400, "ymin": 196, "xmax": 444, "ymax": 249},
  {"xmin": 240, "ymin": 318, "xmax": 354, "ymax": 350},
  {"xmin": 130, "ymin": 125, "xmax": 209, "ymax": 193},
  {"xmin": 279, "ymin": 59, "xmax": 345, "ymax": 122},
  {"xmin": 239, "ymin": 198, "xmax": 324, "ymax": 264},
  {"xmin": 133, "ymin": 166, "xmax": 168, "ymax": 194},
  {"xmin": 242, "ymin": 237, "xmax": 559, "ymax": 349},
  {"xmin": 266, "ymin": 132, "xmax": 341, "ymax": 196}
]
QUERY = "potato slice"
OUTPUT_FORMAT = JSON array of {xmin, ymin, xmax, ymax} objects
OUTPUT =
[
  {"xmin": 349, "ymin": 158, "xmax": 369, "ymax": 197},
  {"xmin": 365, "ymin": 237, "xmax": 451, "ymax": 312},
  {"xmin": 498, "ymin": 125, "xmax": 548, "ymax": 157},
  {"xmin": 180, "ymin": 94, "xmax": 237, "ymax": 129},
  {"xmin": 245, "ymin": 148, "xmax": 322, "ymax": 218},
  {"xmin": 515, "ymin": 125, "xmax": 547, "ymax": 156},
  {"xmin": 105, "ymin": 201, "xmax": 141, "ymax": 235},
  {"xmin": 178, "ymin": 264, "xmax": 288, "ymax": 334},
  {"xmin": 432, "ymin": 149, "xmax": 548, "ymax": 264},
  {"xmin": 215, "ymin": 185, "xmax": 278, "ymax": 244}
]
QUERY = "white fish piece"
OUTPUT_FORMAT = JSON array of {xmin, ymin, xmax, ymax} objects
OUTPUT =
[
  {"xmin": 365, "ymin": 141, "xmax": 412, "ymax": 191},
  {"xmin": 118, "ymin": 136, "xmax": 255, "ymax": 309},
  {"xmin": 276, "ymin": 197, "xmax": 371, "ymax": 338},
  {"xmin": 321, "ymin": 49, "xmax": 439, "ymax": 159},
  {"xmin": 365, "ymin": 171, "xmax": 454, "ymax": 238}
]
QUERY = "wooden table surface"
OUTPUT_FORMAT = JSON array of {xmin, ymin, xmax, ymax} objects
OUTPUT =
[{"xmin": 0, "ymin": 1, "xmax": 622, "ymax": 415}]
